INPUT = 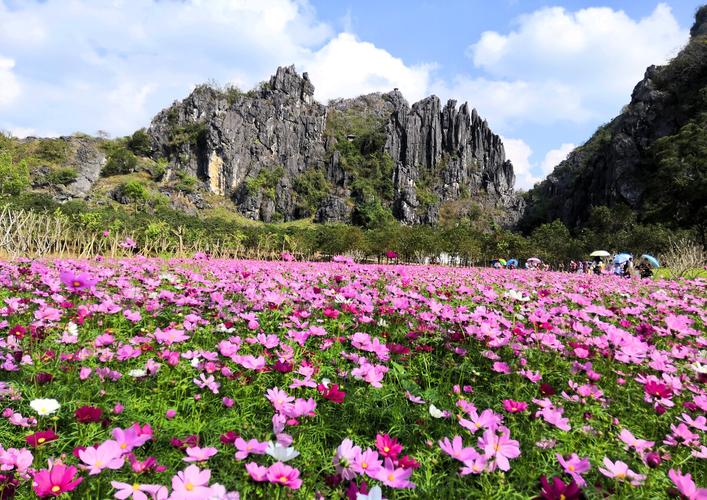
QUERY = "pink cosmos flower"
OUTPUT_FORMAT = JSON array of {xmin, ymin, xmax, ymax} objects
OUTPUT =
[
  {"xmin": 668, "ymin": 469, "xmax": 707, "ymax": 500},
  {"xmin": 334, "ymin": 439, "xmax": 361, "ymax": 480},
  {"xmin": 112, "ymin": 423, "xmax": 152, "ymax": 454},
  {"xmin": 375, "ymin": 434, "xmax": 403, "ymax": 459},
  {"xmin": 556, "ymin": 453, "xmax": 591, "ymax": 487},
  {"xmin": 478, "ymin": 427, "xmax": 521, "ymax": 472},
  {"xmin": 245, "ymin": 462, "xmax": 268, "ymax": 482},
  {"xmin": 352, "ymin": 448, "xmax": 383, "ymax": 477},
  {"xmin": 234, "ymin": 438, "xmax": 268, "ymax": 460},
  {"xmin": 171, "ymin": 464, "xmax": 213, "ymax": 498},
  {"xmin": 60, "ymin": 271, "xmax": 98, "ymax": 292},
  {"xmin": 460, "ymin": 455, "xmax": 488, "ymax": 475},
  {"xmin": 374, "ymin": 458, "xmax": 415, "ymax": 489},
  {"xmin": 502, "ymin": 400, "xmax": 528, "ymax": 413},
  {"xmin": 459, "ymin": 408, "xmax": 503, "ymax": 433},
  {"xmin": 32, "ymin": 463, "xmax": 83, "ymax": 497},
  {"xmin": 183, "ymin": 446, "xmax": 218, "ymax": 462},
  {"xmin": 79, "ymin": 440, "xmax": 125, "ymax": 475},
  {"xmin": 598, "ymin": 457, "xmax": 645, "ymax": 486},
  {"xmin": 266, "ymin": 462, "xmax": 302, "ymax": 490},
  {"xmin": 110, "ymin": 481, "xmax": 168, "ymax": 500},
  {"xmin": 618, "ymin": 429, "xmax": 654, "ymax": 452},
  {"xmin": 439, "ymin": 436, "xmax": 478, "ymax": 462},
  {"xmin": 266, "ymin": 387, "xmax": 295, "ymax": 413}
]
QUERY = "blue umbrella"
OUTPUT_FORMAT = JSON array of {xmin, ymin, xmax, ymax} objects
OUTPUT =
[
  {"xmin": 641, "ymin": 254, "xmax": 660, "ymax": 268},
  {"xmin": 614, "ymin": 253, "xmax": 632, "ymax": 265},
  {"xmin": 506, "ymin": 259, "xmax": 519, "ymax": 267}
]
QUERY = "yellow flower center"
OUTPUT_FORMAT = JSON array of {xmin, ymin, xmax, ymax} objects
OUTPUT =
[
  {"xmin": 51, "ymin": 486, "xmax": 61, "ymax": 493},
  {"xmin": 387, "ymin": 473, "xmax": 395, "ymax": 482},
  {"xmin": 133, "ymin": 484, "xmax": 140, "ymax": 491},
  {"xmin": 185, "ymin": 482, "xmax": 193, "ymax": 491},
  {"xmin": 383, "ymin": 446, "xmax": 390, "ymax": 452},
  {"xmin": 120, "ymin": 443, "xmax": 127, "ymax": 449},
  {"xmin": 494, "ymin": 445, "xmax": 500, "ymax": 452},
  {"xmin": 362, "ymin": 462, "xmax": 368, "ymax": 469},
  {"xmin": 568, "ymin": 465, "xmax": 575, "ymax": 471},
  {"xmin": 37, "ymin": 438, "xmax": 46, "ymax": 444},
  {"xmin": 279, "ymin": 476, "xmax": 288, "ymax": 483},
  {"xmin": 616, "ymin": 472, "xmax": 626, "ymax": 479},
  {"xmin": 72, "ymin": 280, "xmax": 82, "ymax": 287},
  {"xmin": 95, "ymin": 460, "xmax": 103, "ymax": 467},
  {"xmin": 560, "ymin": 495, "xmax": 566, "ymax": 500}
]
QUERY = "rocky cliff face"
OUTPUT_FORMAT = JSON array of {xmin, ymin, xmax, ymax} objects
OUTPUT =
[
  {"xmin": 147, "ymin": 65, "xmax": 521, "ymax": 224},
  {"xmin": 385, "ymin": 94, "xmax": 518, "ymax": 224},
  {"xmin": 522, "ymin": 6, "xmax": 707, "ymax": 232}
]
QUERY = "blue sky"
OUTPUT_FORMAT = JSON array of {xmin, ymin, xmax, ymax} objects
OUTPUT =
[{"xmin": 0, "ymin": 0, "xmax": 701, "ymax": 189}]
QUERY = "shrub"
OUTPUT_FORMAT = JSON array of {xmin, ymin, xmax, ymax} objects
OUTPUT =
[
  {"xmin": 126, "ymin": 129, "xmax": 152, "ymax": 156},
  {"xmin": 117, "ymin": 180, "xmax": 149, "ymax": 203},
  {"xmin": 103, "ymin": 147, "xmax": 138, "ymax": 176},
  {"xmin": 46, "ymin": 167, "xmax": 78, "ymax": 186},
  {"xmin": 0, "ymin": 151, "xmax": 30, "ymax": 195},
  {"xmin": 175, "ymin": 171, "xmax": 198, "ymax": 193}
]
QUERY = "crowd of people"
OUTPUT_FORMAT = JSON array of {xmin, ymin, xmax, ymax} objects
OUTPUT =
[{"xmin": 493, "ymin": 254, "xmax": 658, "ymax": 279}]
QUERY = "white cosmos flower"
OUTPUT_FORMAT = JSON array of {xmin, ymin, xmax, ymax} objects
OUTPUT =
[
  {"xmin": 429, "ymin": 404, "xmax": 444, "ymax": 419},
  {"xmin": 265, "ymin": 441, "xmax": 299, "ymax": 462},
  {"xmin": 29, "ymin": 398, "xmax": 60, "ymax": 416},
  {"xmin": 357, "ymin": 486, "xmax": 383, "ymax": 500},
  {"xmin": 66, "ymin": 322, "xmax": 78, "ymax": 337},
  {"xmin": 128, "ymin": 369, "xmax": 147, "ymax": 378},
  {"xmin": 504, "ymin": 289, "xmax": 530, "ymax": 302},
  {"xmin": 691, "ymin": 362, "xmax": 707, "ymax": 375}
]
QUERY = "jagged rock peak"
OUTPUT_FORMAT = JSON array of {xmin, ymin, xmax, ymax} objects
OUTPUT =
[
  {"xmin": 267, "ymin": 65, "xmax": 315, "ymax": 103},
  {"xmin": 690, "ymin": 5, "xmax": 707, "ymax": 37}
]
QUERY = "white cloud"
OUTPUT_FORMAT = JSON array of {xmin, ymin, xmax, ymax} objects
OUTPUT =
[
  {"xmin": 452, "ymin": 3, "xmax": 688, "ymax": 129},
  {"xmin": 0, "ymin": 56, "xmax": 20, "ymax": 107},
  {"xmin": 540, "ymin": 143, "xmax": 575, "ymax": 176},
  {"xmin": 302, "ymin": 33, "xmax": 432, "ymax": 103},
  {"xmin": 503, "ymin": 138, "xmax": 575, "ymax": 191},
  {"xmin": 0, "ymin": 0, "xmax": 432, "ymax": 136}
]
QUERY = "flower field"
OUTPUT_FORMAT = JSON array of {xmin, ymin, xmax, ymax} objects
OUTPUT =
[{"xmin": 0, "ymin": 256, "xmax": 705, "ymax": 499}]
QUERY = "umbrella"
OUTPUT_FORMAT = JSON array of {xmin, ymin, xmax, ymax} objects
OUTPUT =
[
  {"xmin": 506, "ymin": 259, "xmax": 519, "ymax": 267},
  {"xmin": 613, "ymin": 253, "xmax": 632, "ymax": 265},
  {"xmin": 641, "ymin": 254, "xmax": 660, "ymax": 268},
  {"xmin": 590, "ymin": 250, "xmax": 610, "ymax": 257},
  {"xmin": 498, "ymin": 259, "xmax": 507, "ymax": 266},
  {"xmin": 527, "ymin": 257, "xmax": 541, "ymax": 263}
]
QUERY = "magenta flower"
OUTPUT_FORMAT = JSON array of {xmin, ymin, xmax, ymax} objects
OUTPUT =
[
  {"xmin": 266, "ymin": 462, "xmax": 302, "ymax": 490},
  {"xmin": 556, "ymin": 453, "xmax": 590, "ymax": 487},
  {"xmin": 26, "ymin": 430, "xmax": 59, "ymax": 447},
  {"xmin": 234, "ymin": 438, "xmax": 268, "ymax": 460},
  {"xmin": 75, "ymin": 405, "xmax": 103, "ymax": 424},
  {"xmin": 60, "ymin": 270, "xmax": 98, "ymax": 292},
  {"xmin": 32, "ymin": 463, "xmax": 83, "ymax": 497},
  {"xmin": 539, "ymin": 475, "xmax": 583, "ymax": 500},
  {"xmin": 374, "ymin": 458, "xmax": 416, "ymax": 489},
  {"xmin": 375, "ymin": 434, "xmax": 403, "ymax": 459},
  {"xmin": 618, "ymin": 429, "xmax": 654, "ymax": 452},
  {"xmin": 112, "ymin": 423, "xmax": 152, "ymax": 453},
  {"xmin": 668, "ymin": 469, "xmax": 707, "ymax": 499},
  {"xmin": 79, "ymin": 440, "xmax": 125, "ymax": 475},
  {"xmin": 479, "ymin": 427, "xmax": 521, "ymax": 472},
  {"xmin": 183, "ymin": 446, "xmax": 218, "ymax": 462},
  {"xmin": 502, "ymin": 400, "xmax": 528, "ymax": 413},
  {"xmin": 171, "ymin": 464, "xmax": 212, "ymax": 498}
]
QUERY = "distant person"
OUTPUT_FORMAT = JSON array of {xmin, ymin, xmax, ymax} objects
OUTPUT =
[
  {"xmin": 569, "ymin": 260, "xmax": 577, "ymax": 273},
  {"xmin": 637, "ymin": 262, "xmax": 653, "ymax": 279},
  {"xmin": 558, "ymin": 262, "xmax": 565, "ymax": 272}
]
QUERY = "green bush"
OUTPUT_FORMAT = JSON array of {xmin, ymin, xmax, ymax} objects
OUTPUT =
[
  {"xmin": 244, "ymin": 167, "xmax": 283, "ymax": 200},
  {"xmin": 46, "ymin": 167, "xmax": 78, "ymax": 186},
  {"xmin": 126, "ymin": 129, "xmax": 152, "ymax": 156},
  {"xmin": 117, "ymin": 180, "xmax": 149, "ymax": 203},
  {"xmin": 175, "ymin": 171, "xmax": 198, "ymax": 193},
  {"xmin": 103, "ymin": 147, "xmax": 138, "ymax": 176},
  {"xmin": 293, "ymin": 168, "xmax": 332, "ymax": 215},
  {"xmin": 0, "ymin": 151, "xmax": 30, "ymax": 195}
]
